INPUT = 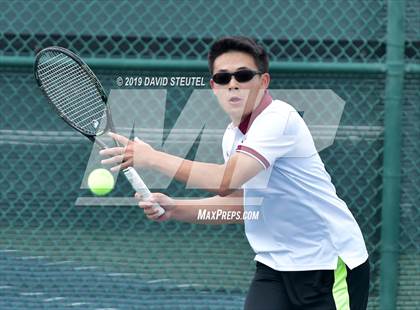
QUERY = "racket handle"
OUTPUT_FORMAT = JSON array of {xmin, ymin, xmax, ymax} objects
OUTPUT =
[{"xmin": 123, "ymin": 167, "xmax": 165, "ymax": 216}]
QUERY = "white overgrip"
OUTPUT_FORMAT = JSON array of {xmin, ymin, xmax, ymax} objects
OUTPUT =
[{"xmin": 123, "ymin": 167, "xmax": 165, "ymax": 216}]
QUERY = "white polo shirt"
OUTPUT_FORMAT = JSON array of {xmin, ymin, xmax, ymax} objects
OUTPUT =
[{"xmin": 222, "ymin": 92, "xmax": 368, "ymax": 271}]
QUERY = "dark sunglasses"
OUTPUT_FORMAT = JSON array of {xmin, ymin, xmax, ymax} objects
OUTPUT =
[{"xmin": 212, "ymin": 69, "xmax": 261, "ymax": 85}]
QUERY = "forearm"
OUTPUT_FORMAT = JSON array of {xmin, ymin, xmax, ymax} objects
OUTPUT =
[
  {"xmin": 104, "ymin": 134, "xmax": 261, "ymax": 195},
  {"xmin": 150, "ymin": 151, "xmax": 226, "ymax": 193},
  {"xmin": 171, "ymin": 191, "xmax": 244, "ymax": 224}
]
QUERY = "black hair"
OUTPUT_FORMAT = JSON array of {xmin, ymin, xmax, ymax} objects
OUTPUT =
[{"xmin": 208, "ymin": 36, "xmax": 269, "ymax": 75}]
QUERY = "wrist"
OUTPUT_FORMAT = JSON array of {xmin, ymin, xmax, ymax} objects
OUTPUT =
[
  {"xmin": 170, "ymin": 199, "xmax": 182, "ymax": 221},
  {"xmin": 147, "ymin": 149, "xmax": 161, "ymax": 169}
]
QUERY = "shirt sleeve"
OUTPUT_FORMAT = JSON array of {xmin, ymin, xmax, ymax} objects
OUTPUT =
[
  {"xmin": 222, "ymin": 125, "xmax": 236, "ymax": 163},
  {"xmin": 222, "ymin": 131, "xmax": 229, "ymax": 163},
  {"xmin": 236, "ymin": 109, "xmax": 303, "ymax": 169}
]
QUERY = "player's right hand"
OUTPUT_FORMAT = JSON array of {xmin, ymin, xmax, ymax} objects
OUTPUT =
[
  {"xmin": 100, "ymin": 133, "xmax": 157, "ymax": 172},
  {"xmin": 136, "ymin": 192, "xmax": 175, "ymax": 222}
]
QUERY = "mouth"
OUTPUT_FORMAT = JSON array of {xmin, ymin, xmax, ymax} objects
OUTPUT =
[{"xmin": 228, "ymin": 96, "xmax": 243, "ymax": 104}]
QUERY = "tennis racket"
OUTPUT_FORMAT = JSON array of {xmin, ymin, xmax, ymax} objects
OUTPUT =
[{"xmin": 34, "ymin": 46, "xmax": 165, "ymax": 216}]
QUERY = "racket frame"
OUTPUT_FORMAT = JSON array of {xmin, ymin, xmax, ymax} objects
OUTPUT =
[{"xmin": 34, "ymin": 46, "xmax": 165, "ymax": 216}]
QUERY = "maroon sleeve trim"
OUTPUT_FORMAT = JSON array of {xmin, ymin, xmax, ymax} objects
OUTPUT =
[{"xmin": 236, "ymin": 145, "xmax": 270, "ymax": 169}]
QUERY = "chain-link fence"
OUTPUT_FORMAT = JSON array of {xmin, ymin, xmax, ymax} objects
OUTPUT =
[{"xmin": 0, "ymin": 1, "xmax": 418, "ymax": 309}]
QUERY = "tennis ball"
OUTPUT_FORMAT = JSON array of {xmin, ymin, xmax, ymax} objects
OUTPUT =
[{"xmin": 87, "ymin": 168, "xmax": 114, "ymax": 196}]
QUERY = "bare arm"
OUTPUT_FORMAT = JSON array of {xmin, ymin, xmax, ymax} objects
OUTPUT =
[
  {"xmin": 100, "ymin": 133, "xmax": 264, "ymax": 196},
  {"xmin": 138, "ymin": 190, "xmax": 244, "ymax": 224}
]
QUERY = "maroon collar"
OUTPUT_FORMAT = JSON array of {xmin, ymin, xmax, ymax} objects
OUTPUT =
[{"xmin": 238, "ymin": 91, "xmax": 272, "ymax": 134}]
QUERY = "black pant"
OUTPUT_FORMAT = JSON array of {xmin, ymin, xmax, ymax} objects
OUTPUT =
[{"xmin": 244, "ymin": 259, "xmax": 370, "ymax": 310}]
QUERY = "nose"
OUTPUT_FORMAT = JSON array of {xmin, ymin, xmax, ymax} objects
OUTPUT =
[{"xmin": 228, "ymin": 75, "xmax": 239, "ymax": 90}]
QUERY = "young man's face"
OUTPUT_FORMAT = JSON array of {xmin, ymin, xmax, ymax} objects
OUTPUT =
[{"xmin": 210, "ymin": 51, "xmax": 270, "ymax": 125}]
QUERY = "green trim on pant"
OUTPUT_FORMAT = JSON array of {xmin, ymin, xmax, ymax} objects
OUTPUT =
[{"xmin": 333, "ymin": 258, "xmax": 350, "ymax": 310}]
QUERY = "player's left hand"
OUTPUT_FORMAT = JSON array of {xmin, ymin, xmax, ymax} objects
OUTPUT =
[
  {"xmin": 136, "ymin": 192, "xmax": 175, "ymax": 222},
  {"xmin": 99, "ymin": 132, "xmax": 156, "ymax": 172}
]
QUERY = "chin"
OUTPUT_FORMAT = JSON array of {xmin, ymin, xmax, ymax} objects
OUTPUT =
[
  {"xmin": 223, "ymin": 104, "xmax": 243, "ymax": 114},
  {"xmin": 227, "ymin": 109, "xmax": 246, "ymax": 122}
]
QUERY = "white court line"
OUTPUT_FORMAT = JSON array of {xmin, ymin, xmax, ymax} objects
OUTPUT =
[
  {"xmin": 20, "ymin": 292, "xmax": 44, "ymax": 296},
  {"xmin": 44, "ymin": 297, "xmax": 66, "ymax": 302},
  {"xmin": 68, "ymin": 302, "xmax": 92, "ymax": 307},
  {"xmin": 20, "ymin": 256, "xmax": 47, "ymax": 260},
  {"xmin": 0, "ymin": 249, "xmax": 19, "ymax": 253},
  {"xmin": 176, "ymin": 284, "xmax": 203, "ymax": 288},
  {"xmin": 45, "ymin": 260, "xmax": 74, "ymax": 266},
  {"xmin": 73, "ymin": 266, "xmax": 98, "ymax": 271},
  {"xmin": 147, "ymin": 279, "xmax": 170, "ymax": 284},
  {"xmin": 107, "ymin": 273, "xmax": 138, "ymax": 277},
  {"xmin": 0, "ymin": 286, "xmax": 13, "ymax": 289}
]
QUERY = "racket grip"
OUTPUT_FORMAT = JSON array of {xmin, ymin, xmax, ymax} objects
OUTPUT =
[{"xmin": 123, "ymin": 167, "xmax": 165, "ymax": 216}]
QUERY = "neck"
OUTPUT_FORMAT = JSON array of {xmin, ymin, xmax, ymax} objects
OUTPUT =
[{"xmin": 232, "ymin": 117, "xmax": 242, "ymax": 127}]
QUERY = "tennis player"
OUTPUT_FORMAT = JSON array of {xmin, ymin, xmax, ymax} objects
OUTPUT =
[{"xmin": 100, "ymin": 36, "xmax": 370, "ymax": 309}]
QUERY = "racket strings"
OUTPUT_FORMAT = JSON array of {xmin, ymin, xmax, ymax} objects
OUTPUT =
[
  {"xmin": 39, "ymin": 58, "xmax": 97, "ymax": 102},
  {"xmin": 39, "ymin": 54, "xmax": 101, "ymax": 108},
  {"xmin": 39, "ymin": 58, "xmax": 105, "ymax": 126},
  {"xmin": 73, "ymin": 107, "xmax": 108, "ymax": 127},
  {"xmin": 43, "ymin": 65, "xmax": 96, "ymax": 104},
  {"xmin": 37, "ymin": 52, "xmax": 107, "ymax": 135},
  {"xmin": 38, "ymin": 58, "xmax": 95, "ymax": 100}
]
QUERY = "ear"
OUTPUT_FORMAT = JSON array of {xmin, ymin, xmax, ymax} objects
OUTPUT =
[
  {"xmin": 261, "ymin": 73, "xmax": 270, "ymax": 90},
  {"xmin": 210, "ymin": 79, "xmax": 217, "ymax": 95},
  {"xmin": 210, "ymin": 79, "xmax": 215, "ymax": 89}
]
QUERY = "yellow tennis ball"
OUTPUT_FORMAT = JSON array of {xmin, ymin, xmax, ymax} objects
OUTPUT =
[{"xmin": 88, "ymin": 168, "xmax": 114, "ymax": 196}]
